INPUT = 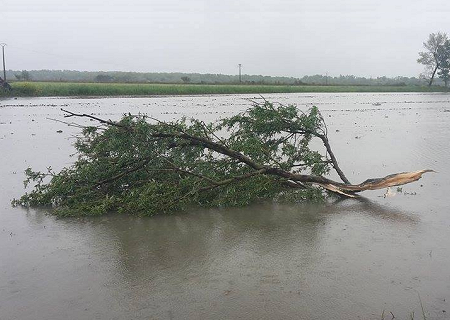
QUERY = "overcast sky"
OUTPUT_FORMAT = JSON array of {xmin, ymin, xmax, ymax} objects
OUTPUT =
[{"xmin": 2, "ymin": 0, "xmax": 450, "ymax": 77}]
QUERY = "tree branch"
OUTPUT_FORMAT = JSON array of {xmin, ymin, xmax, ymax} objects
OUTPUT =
[
  {"xmin": 61, "ymin": 109, "xmax": 131, "ymax": 131},
  {"xmin": 317, "ymin": 133, "xmax": 351, "ymax": 184},
  {"xmin": 63, "ymin": 109, "xmax": 434, "ymax": 198}
]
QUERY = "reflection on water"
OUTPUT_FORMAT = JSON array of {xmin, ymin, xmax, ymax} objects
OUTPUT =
[
  {"xmin": 87, "ymin": 198, "xmax": 419, "ymax": 288},
  {"xmin": 1, "ymin": 93, "xmax": 449, "ymax": 320},
  {"xmin": 334, "ymin": 197, "xmax": 419, "ymax": 224}
]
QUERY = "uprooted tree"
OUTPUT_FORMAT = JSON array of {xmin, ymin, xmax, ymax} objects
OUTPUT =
[{"xmin": 13, "ymin": 101, "xmax": 433, "ymax": 216}]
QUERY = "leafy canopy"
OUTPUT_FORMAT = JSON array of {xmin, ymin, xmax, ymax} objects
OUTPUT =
[{"xmin": 13, "ymin": 101, "xmax": 332, "ymax": 216}]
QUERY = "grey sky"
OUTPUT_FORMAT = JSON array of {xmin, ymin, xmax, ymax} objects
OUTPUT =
[{"xmin": 2, "ymin": 0, "xmax": 450, "ymax": 77}]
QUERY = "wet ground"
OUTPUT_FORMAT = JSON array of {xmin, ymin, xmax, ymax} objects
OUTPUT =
[{"xmin": 1, "ymin": 93, "xmax": 449, "ymax": 319}]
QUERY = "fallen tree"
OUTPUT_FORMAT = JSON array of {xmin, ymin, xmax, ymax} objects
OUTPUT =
[{"xmin": 13, "ymin": 100, "xmax": 433, "ymax": 216}]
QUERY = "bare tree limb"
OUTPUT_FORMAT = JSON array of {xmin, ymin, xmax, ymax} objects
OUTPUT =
[
  {"xmin": 61, "ymin": 109, "xmax": 131, "ymax": 131},
  {"xmin": 317, "ymin": 133, "xmax": 351, "ymax": 184}
]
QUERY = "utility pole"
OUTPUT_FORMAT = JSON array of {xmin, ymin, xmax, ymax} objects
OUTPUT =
[
  {"xmin": 1, "ymin": 43, "xmax": 6, "ymax": 81},
  {"xmin": 238, "ymin": 64, "xmax": 242, "ymax": 83},
  {"xmin": 325, "ymin": 72, "xmax": 328, "ymax": 86}
]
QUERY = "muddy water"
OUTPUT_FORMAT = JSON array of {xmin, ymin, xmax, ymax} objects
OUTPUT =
[{"xmin": 1, "ymin": 93, "xmax": 449, "ymax": 320}]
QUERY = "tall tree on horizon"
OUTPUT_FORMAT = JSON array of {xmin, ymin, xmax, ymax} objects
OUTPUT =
[
  {"xmin": 437, "ymin": 40, "xmax": 450, "ymax": 87},
  {"xmin": 417, "ymin": 32, "xmax": 449, "ymax": 86}
]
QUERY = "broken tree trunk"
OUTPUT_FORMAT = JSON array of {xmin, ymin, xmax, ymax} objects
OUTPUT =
[
  {"xmin": 318, "ymin": 170, "xmax": 435, "ymax": 197},
  {"xmin": 16, "ymin": 102, "xmax": 436, "ymax": 217},
  {"xmin": 60, "ymin": 108, "xmax": 434, "ymax": 199}
]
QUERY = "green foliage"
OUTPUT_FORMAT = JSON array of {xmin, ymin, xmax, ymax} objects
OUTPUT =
[
  {"xmin": 9, "ymin": 82, "xmax": 42, "ymax": 95},
  {"xmin": 437, "ymin": 40, "xmax": 450, "ymax": 87},
  {"xmin": 14, "ymin": 70, "xmax": 32, "ymax": 81},
  {"xmin": 13, "ymin": 102, "xmax": 337, "ymax": 216},
  {"xmin": 418, "ymin": 32, "xmax": 450, "ymax": 86},
  {"xmin": 180, "ymin": 76, "xmax": 191, "ymax": 83},
  {"xmin": 2, "ymin": 81, "xmax": 446, "ymax": 98},
  {"xmin": 94, "ymin": 74, "xmax": 115, "ymax": 82},
  {"xmin": 4, "ymin": 69, "xmax": 434, "ymax": 86},
  {"xmin": 220, "ymin": 103, "xmax": 329, "ymax": 175}
]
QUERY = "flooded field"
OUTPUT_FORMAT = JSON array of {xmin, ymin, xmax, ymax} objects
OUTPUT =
[{"xmin": 1, "ymin": 93, "xmax": 450, "ymax": 319}]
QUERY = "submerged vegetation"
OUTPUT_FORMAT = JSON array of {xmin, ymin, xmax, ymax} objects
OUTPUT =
[{"xmin": 1, "ymin": 81, "xmax": 448, "ymax": 97}]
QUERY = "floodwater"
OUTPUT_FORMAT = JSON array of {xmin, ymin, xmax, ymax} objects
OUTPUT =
[{"xmin": 1, "ymin": 93, "xmax": 449, "ymax": 320}]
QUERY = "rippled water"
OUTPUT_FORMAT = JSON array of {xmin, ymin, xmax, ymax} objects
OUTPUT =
[{"xmin": 1, "ymin": 93, "xmax": 449, "ymax": 319}]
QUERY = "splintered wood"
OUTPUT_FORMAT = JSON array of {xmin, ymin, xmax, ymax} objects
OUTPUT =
[{"xmin": 319, "ymin": 170, "xmax": 435, "ymax": 197}]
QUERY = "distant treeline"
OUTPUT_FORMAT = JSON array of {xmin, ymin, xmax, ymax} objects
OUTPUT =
[{"xmin": 5, "ymin": 69, "xmax": 439, "ymax": 86}]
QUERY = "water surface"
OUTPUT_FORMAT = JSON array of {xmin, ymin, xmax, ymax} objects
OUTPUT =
[{"xmin": 1, "ymin": 93, "xmax": 449, "ymax": 319}]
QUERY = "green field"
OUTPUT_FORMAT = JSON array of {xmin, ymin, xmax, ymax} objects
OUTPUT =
[{"xmin": 1, "ymin": 81, "xmax": 449, "ymax": 97}]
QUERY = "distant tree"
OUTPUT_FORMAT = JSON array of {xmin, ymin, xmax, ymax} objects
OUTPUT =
[
  {"xmin": 22, "ymin": 70, "xmax": 31, "ymax": 81},
  {"xmin": 181, "ymin": 76, "xmax": 191, "ymax": 83},
  {"xmin": 437, "ymin": 40, "xmax": 450, "ymax": 87},
  {"xmin": 15, "ymin": 70, "xmax": 31, "ymax": 81},
  {"xmin": 417, "ymin": 32, "xmax": 449, "ymax": 86},
  {"xmin": 4, "ymin": 69, "xmax": 428, "ymax": 86},
  {"xmin": 94, "ymin": 74, "xmax": 114, "ymax": 82},
  {"xmin": 114, "ymin": 73, "xmax": 132, "ymax": 83}
]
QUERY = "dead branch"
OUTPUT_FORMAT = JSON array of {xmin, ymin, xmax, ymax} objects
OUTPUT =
[{"xmin": 61, "ymin": 109, "xmax": 131, "ymax": 131}]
